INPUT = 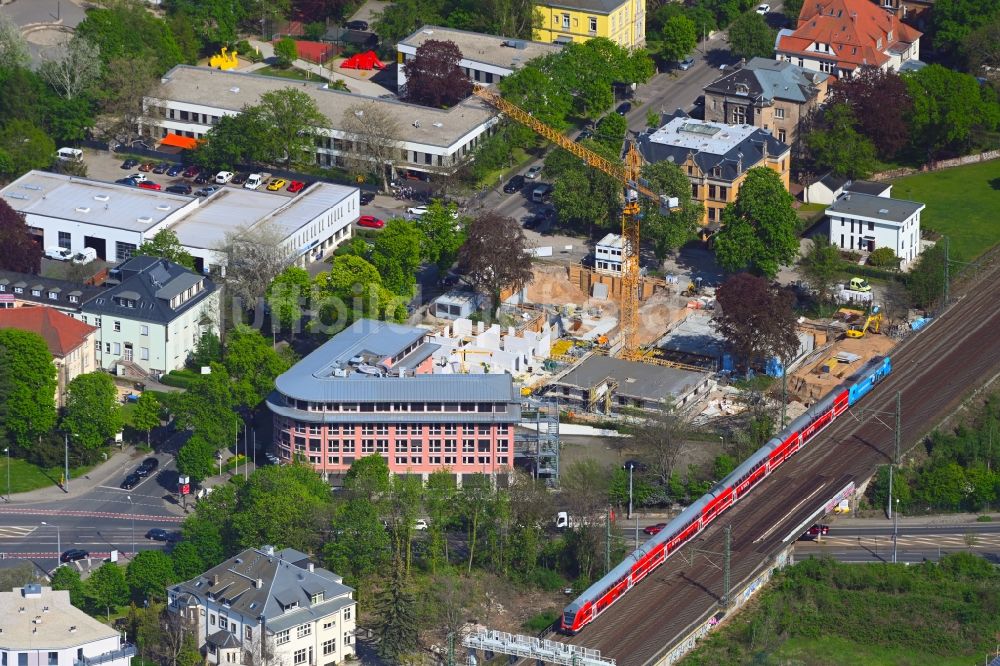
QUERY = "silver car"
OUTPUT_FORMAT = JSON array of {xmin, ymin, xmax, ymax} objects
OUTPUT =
[
  {"xmin": 678, "ymin": 57, "xmax": 695, "ymax": 71},
  {"xmin": 525, "ymin": 165, "xmax": 543, "ymax": 180}
]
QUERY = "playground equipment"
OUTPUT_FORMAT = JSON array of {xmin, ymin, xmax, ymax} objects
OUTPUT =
[{"xmin": 210, "ymin": 47, "xmax": 239, "ymax": 70}]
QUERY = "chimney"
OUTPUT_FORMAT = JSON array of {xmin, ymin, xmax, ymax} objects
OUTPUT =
[
  {"xmin": 212, "ymin": 575, "xmax": 219, "ymax": 586},
  {"xmin": 256, "ymin": 578, "xmax": 264, "ymax": 589}
]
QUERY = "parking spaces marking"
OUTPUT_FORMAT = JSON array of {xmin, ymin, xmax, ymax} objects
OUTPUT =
[{"xmin": 0, "ymin": 526, "xmax": 35, "ymax": 539}]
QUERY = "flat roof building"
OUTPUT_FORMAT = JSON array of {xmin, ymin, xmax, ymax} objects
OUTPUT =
[
  {"xmin": 826, "ymin": 192, "xmax": 925, "ymax": 266},
  {"xmin": 267, "ymin": 318, "xmax": 520, "ymax": 483},
  {"xmin": 142, "ymin": 65, "xmax": 499, "ymax": 179}
]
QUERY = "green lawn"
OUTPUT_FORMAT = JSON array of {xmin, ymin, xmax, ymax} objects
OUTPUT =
[
  {"xmin": 770, "ymin": 635, "xmax": 976, "ymax": 666},
  {"xmin": 255, "ymin": 65, "xmax": 327, "ymax": 83},
  {"xmin": 2, "ymin": 457, "xmax": 96, "ymax": 494},
  {"xmin": 890, "ymin": 160, "xmax": 1000, "ymax": 262}
]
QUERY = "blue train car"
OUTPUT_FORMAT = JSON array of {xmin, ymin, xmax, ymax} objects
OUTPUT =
[{"xmin": 847, "ymin": 355, "xmax": 891, "ymax": 405}]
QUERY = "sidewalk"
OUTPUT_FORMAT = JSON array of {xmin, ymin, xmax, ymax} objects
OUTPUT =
[
  {"xmin": 9, "ymin": 446, "xmax": 139, "ymax": 504},
  {"xmin": 832, "ymin": 511, "xmax": 1000, "ymax": 528}
]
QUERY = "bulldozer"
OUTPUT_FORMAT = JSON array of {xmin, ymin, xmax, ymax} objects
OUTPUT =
[
  {"xmin": 681, "ymin": 277, "xmax": 704, "ymax": 297},
  {"xmin": 845, "ymin": 305, "xmax": 883, "ymax": 339}
]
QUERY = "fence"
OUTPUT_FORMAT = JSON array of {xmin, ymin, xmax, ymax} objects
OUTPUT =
[{"xmin": 870, "ymin": 148, "xmax": 1000, "ymax": 181}]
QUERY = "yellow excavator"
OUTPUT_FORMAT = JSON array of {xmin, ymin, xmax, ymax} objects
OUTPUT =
[{"xmin": 845, "ymin": 305, "xmax": 882, "ymax": 338}]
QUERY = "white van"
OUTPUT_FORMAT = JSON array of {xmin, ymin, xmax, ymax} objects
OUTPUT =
[
  {"xmin": 244, "ymin": 173, "xmax": 263, "ymax": 190},
  {"xmin": 71, "ymin": 247, "xmax": 98, "ymax": 265},
  {"xmin": 56, "ymin": 147, "xmax": 83, "ymax": 162},
  {"xmin": 532, "ymin": 183, "xmax": 553, "ymax": 203}
]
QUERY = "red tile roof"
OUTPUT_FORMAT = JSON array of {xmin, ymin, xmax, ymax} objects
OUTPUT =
[
  {"xmin": 777, "ymin": 0, "xmax": 921, "ymax": 71},
  {"xmin": 0, "ymin": 307, "xmax": 96, "ymax": 357}
]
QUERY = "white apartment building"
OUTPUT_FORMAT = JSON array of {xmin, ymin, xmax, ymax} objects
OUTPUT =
[
  {"xmin": 168, "ymin": 546, "xmax": 356, "ymax": 666},
  {"xmin": 142, "ymin": 65, "xmax": 499, "ymax": 178},
  {"xmin": 826, "ymin": 192, "xmax": 925, "ymax": 266},
  {"xmin": 0, "ymin": 584, "xmax": 134, "ymax": 666},
  {"xmin": 397, "ymin": 26, "xmax": 561, "ymax": 91},
  {"xmin": 1, "ymin": 171, "xmax": 358, "ymax": 274},
  {"xmin": 594, "ymin": 233, "xmax": 624, "ymax": 274}
]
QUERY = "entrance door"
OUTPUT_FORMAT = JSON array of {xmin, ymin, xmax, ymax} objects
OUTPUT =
[{"xmin": 124, "ymin": 343, "xmax": 133, "ymax": 362}]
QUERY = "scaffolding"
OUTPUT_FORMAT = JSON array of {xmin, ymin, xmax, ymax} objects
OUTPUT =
[
  {"xmin": 462, "ymin": 630, "xmax": 615, "ymax": 666},
  {"xmin": 516, "ymin": 398, "xmax": 560, "ymax": 484}
]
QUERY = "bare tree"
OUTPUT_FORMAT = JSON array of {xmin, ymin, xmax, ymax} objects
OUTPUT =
[
  {"xmin": 218, "ymin": 223, "xmax": 292, "ymax": 323},
  {"xmin": 632, "ymin": 402, "xmax": 687, "ymax": 487},
  {"xmin": 39, "ymin": 37, "xmax": 101, "ymax": 101},
  {"xmin": 0, "ymin": 13, "xmax": 29, "ymax": 71},
  {"xmin": 98, "ymin": 57, "xmax": 158, "ymax": 145},
  {"xmin": 341, "ymin": 101, "xmax": 402, "ymax": 193}
]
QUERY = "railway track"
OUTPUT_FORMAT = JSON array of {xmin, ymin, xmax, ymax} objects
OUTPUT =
[{"xmin": 562, "ymin": 260, "xmax": 1000, "ymax": 665}]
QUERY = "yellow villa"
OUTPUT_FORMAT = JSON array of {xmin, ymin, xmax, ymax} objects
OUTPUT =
[{"xmin": 533, "ymin": 0, "xmax": 646, "ymax": 49}]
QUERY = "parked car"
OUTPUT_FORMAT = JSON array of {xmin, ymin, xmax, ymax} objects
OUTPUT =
[
  {"xmin": 232, "ymin": 172, "xmax": 249, "ymax": 185},
  {"xmin": 575, "ymin": 129, "xmax": 594, "ymax": 142},
  {"xmin": 346, "ymin": 19, "xmax": 369, "ymax": 31},
  {"xmin": 615, "ymin": 101, "xmax": 632, "ymax": 115},
  {"xmin": 850, "ymin": 277, "xmax": 872, "ymax": 292},
  {"xmin": 406, "ymin": 206, "xmax": 428, "ymax": 218},
  {"xmin": 60, "ymin": 549, "xmax": 89, "ymax": 563},
  {"xmin": 138, "ymin": 162, "xmax": 155, "ymax": 172},
  {"xmin": 194, "ymin": 173, "xmax": 212, "ymax": 184},
  {"xmin": 195, "ymin": 185, "xmax": 221, "ymax": 197},
  {"xmin": 525, "ymin": 165, "xmax": 543, "ymax": 180},
  {"xmin": 266, "ymin": 178, "xmax": 287, "ymax": 191},
  {"xmin": 643, "ymin": 522, "xmax": 668, "ymax": 535},
  {"xmin": 45, "ymin": 247, "xmax": 73, "ymax": 261},
  {"xmin": 145, "ymin": 528, "xmax": 170, "ymax": 541},
  {"xmin": 807, "ymin": 524, "xmax": 830, "ymax": 536},
  {"xmin": 265, "ymin": 452, "xmax": 280, "ymax": 465},
  {"xmin": 165, "ymin": 184, "xmax": 193, "ymax": 195},
  {"xmin": 152, "ymin": 162, "xmax": 171, "ymax": 174},
  {"xmin": 244, "ymin": 173, "xmax": 264, "ymax": 190},
  {"xmin": 503, "ymin": 174, "xmax": 525, "ymax": 193},
  {"xmin": 127, "ymin": 173, "xmax": 149, "ymax": 183},
  {"xmin": 287, "ymin": 180, "xmax": 305, "ymax": 193},
  {"xmin": 215, "ymin": 170, "xmax": 234, "ymax": 184},
  {"xmin": 360, "ymin": 191, "xmax": 375, "ymax": 205},
  {"xmin": 139, "ymin": 457, "xmax": 159, "ymax": 474},
  {"xmin": 413, "ymin": 519, "xmax": 429, "ymax": 530},
  {"xmin": 522, "ymin": 215, "xmax": 542, "ymax": 230},
  {"xmin": 137, "ymin": 181, "xmax": 161, "ymax": 190},
  {"xmin": 182, "ymin": 165, "xmax": 200, "ymax": 178},
  {"xmin": 166, "ymin": 164, "xmax": 185, "ymax": 176},
  {"xmin": 120, "ymin": 158, "xmax": 139, "ymax": 170},
  {"xmin": 71, "ymin": 248, "xmax": 97, "ymax": 265},
  {"xmin": 358, "ymin": 215, "xmax": 385, "ymax": 229},
  {"xmin": 121, "ymin": 473, "xmax": 140, "ymax": 489},
  {"xmin": 678, "ymin": 57, "xmax": 695, "ymax": 71},
  {"xmin": 115, "ymin": 177, "xmax": 138, "ymax": 186},
  {"xmin": 756, "ymin": 3, "xmax": 770, "ymax": 13}
]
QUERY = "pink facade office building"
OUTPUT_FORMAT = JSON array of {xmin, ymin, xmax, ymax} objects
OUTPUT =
[{"xmin": 267, "ymin": 319, "xmax": 520, "ymax": 483}]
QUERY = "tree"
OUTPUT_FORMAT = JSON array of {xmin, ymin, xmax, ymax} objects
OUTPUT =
[
  {"xmin": 906, "ymin": 242, "xmax": 947, "ymax": 309},
  {"xmin": 640, "ymin": 160, "xmax": 704, "ymax": 259},
  {"xmin": 414, "ymin": 200, "xmax": 465, "ymax": 270},
  {"xmin": 457, "ymin": 212, "xmax": 534, "ymax": 311},
  {"xmin": 169, "ymin": 363, "xmax": 240, "ymax": 451},
  {"xmin": 176, "ymin": 434, "xmax": 216, "ymax": 483},
  {"xmin": 904, "ymin": 64, "xmax": 1000, "ymax": 157},
  {"xmin": 88, "ymin": 562, "xmax": 128, "ymax": 620},
  {"xmin": 553, "ymin": 38, "xmax": 654, "ymax": 119},
  {"xmin": 51, "ymin": 566, "xmax": 85, "ymax": 607},
  {"xmin": 371, "ymin": 219, "xmax": 424, "ymax": 295},
  {"xmin": 631, "ymin": 404, "xmax": 688, "ymax": 487},
  {"xmin": 126, "ymin": 550, "xmax": 174, "ymax": 603},
  {"xmin": 545, "ymin": 141, "xmax": 620, "ymax": 230},
  {"xmin": 929, "ymin": 0, "xmax": 1000, "ymax": 62},
  {"xmin": 169, "ymin": 541, "xmax": 205, "ymax": 580},
  {"xmin": 38, "ymin": 36, "xmax": 101, "ymax": 101},
  {"xmin": 372, "ymin": 0, "xmax": 440, "ymax": 45},
  {"xmin": 325, "ymin": 497, "xmax": 391, "ymax": 581},
  {"xmin": 799, "ymin": 235, "xmax": 840, "ymax": 304},
  {"xmin": 403, "ymin": 39, "xmax": 472, "ymax": 108},
  {"xmin": 76, "ymin": 2, "xmax": 183, "ymax": 73},
  {"xmin": 196, "ymin": 107, "xmax": 272, "ymax": 170},
  {"xmin": 220, "ymin": 222, "xmax": 290, "ymax": 312},
  {"xmin": 869, "ymin": 247, "xmax": 899, "ymax": 269},
  {"xmin": 189, "ymin": 331, "xmax": 222, "ymax": 368},
  {"xmin": 340, "ymin": 101, "xmax": 402, "ymax": 193},
  {"xmin": 0, "ymin": 330, "xmax": 57, "ymax": 449},
  {"xmin": 0, "ymin": 120, "xmax": 56, "ymax": 179},
  {"xmin": 714, "ymin": 167, "xmax": 800, "ymax": 278},
  {"xmin": 805, "ymin": 103, "xmax": 877, "ymax": 179},
  {"xmin": 714, "ymin": 272, "xmax": 800, "ymax": 368},
  {"xmin": 62, "ymin": 373, "xmax": 122, "ymax": 450},
  {"xmin": 267, "ymin": 266, "xmax": 311, "ymax": 334},
  {"xmin": 829, "ymin": 67, "xmax": 912, "ymax": 160},
  {"xmin": 313, "ymin": 254, "xmax": 398, "ymax": 328},
  {"xmin": 0, "ymin": 199, "xmax": 42, "ymax": 274},
  {"xmin": 965, "ymin": 17, "xmax": 1000, "ymax": 75},
  {"xmin": 257, "ymin": 88, "xmax": 326, "ymax": 168},
  {"xmin": 95, "ymin": 56, "xmax": 158, "ymax": 144},
  {"xmin": 424, "ymin": 471, "xmax": 456, "ymax": 573},
  {"xmin": 135, "ymin": 230, "xmax": 195, "ymax": 269},
  {"xmin": 229, "ymin": 464, "xmax": 333, "ymax": 552},
  {"xmin": 344, "ymin": 453, "xmax": 392, "ymax": 498},
  {"xmin": 497, "ymin": 61, "xmax": 573, "ymax": 129},
  {"xmin": 223, "ymin": 325, "xmax": 292, "ymax": 409},
  {"xmin": 373, "ymin": 568, "xmax": 418, "ymax": 660},
  {"xmin": 131, "ymin": 392, "xmax": 161, "ymax": 447},
  {"xmin": 657, "ymin": 14, "xmax": 698, "ymax": 63},
  {"xmin": 0, "ymin": 12, "xmax": 29, "ymax": 70},
  {"xmin": 594, "ymin": 112, "xmax": 628, "ymax": 151},
  {"xmin": 783, "ymin": 0, "xmax": 804, "ymax": 21},
  {"xmin": 728, "ymin": 12, "xmax": 775, "ymax": 60},
  {"xmin": 274, "ymin": 37, "xmax": 298, "ymax": 67}
]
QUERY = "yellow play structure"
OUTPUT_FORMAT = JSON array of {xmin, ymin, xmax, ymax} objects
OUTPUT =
[{"xmin": 209, "ymin": 47, "xmax": 239, "ymax": 70}]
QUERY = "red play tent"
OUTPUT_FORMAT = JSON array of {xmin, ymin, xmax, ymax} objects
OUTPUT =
[{"xmin": 340, "ymin": 50, "xmax": 385, "ymax": 70}]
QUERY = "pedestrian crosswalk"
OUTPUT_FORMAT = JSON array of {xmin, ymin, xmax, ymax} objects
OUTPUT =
[{"xmin": 0, "ymin": 526, "xmax": 35, "ymax": 539}]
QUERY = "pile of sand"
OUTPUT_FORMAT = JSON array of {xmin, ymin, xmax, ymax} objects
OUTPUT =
[{"xmin": 526, "ymin": 264, "xmax": 600, "ymax": 307}]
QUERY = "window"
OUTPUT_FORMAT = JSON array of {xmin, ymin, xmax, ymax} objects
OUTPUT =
[
  {"xmin": 58, "ymin": 231, "xmax": 71, "ymax": 249},
  {"xmin": 293, "ymin": 649, "xmax": 307, "ymax": 665},
  {"xmin": 276, "ymin": 629, "xmax": 290, "ymax": 645},
  {"xmin": 344, "ymin": 607, "xmax": 352, "ymax": 621},
  {"xmin": 140, "ymin": 325, "xmax": 149, "ymax": 336},
  {"xmin": 819, "ymin": 60, "xmax": 835, "ymax": 74},
  {"xmin": 210, "ymin": 613, "xmax": 216, "ymax": 626},
  {"xmin": 18, "ymin": 655, "xmax": 26, "ymax": 666},
  {"xmin": 48, "ymin": 653, "xmax": 58, "ymax": 666},
  {"xmin": 297, "ymin": 623, "xmax": 312, "ymax": 638},
  {"xmin": 31, "ymin": 288, "xmax": 40, "ymax": 297},
  {"xmin": 245, "ymin": 626, "xmax": 253, "ymax": 640},
  {"xmin": 116, "ymin": 242, "xmax": 136, "ymax": 263},
  {"xmin": 323, "ymin": 639, "xmax": 337, "ymax": 655},
  {"xmin": 868, "ymin": 222, "xmax": 874, "ymax": 231},
  {"xmin": 323, "ymin": 620, "xmax": 336, "ymax": 630},
  {"xmin": 777, "ymin": 128, "xmax": 787, "ymax": 143},
  {"xmin": 774, "ymin": 107, "xmax": 785, "ymax": 119},
  {"xmin": 589, "ymin": 16, "xmax": 597, "ymax": 32},
  {"xmin": 562, "ymin": 13, "xmax": 570, "ymax": 29},
  {"xmin": 113, "ymin": 320, "xmax": 121, "ymax": 332},
  {"xmin": 731, "ymin": 107, "xmax": 746, "ymax": 124}
]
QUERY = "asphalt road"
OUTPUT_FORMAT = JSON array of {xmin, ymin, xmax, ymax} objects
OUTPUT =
[{"xmin": 796, "ymin": 531, "xmax": 1000, "ymax": 564}]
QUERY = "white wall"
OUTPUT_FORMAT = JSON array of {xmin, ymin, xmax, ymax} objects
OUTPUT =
[
  {"xmin": 0, "ymin": 635, "xmax": 128, "ymax": 666},
  {"xmin": 827, "ymin": 210, "xmax": 922, "ymax": 265}
]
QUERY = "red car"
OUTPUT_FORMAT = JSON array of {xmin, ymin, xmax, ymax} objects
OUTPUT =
[
  {"xmin": 643, "ymin": 522, "xmax": 667, "ymax": 536},
  {"xmin": 287, "ymin": 180, "xmax": 305, "ymax": 193},
  {"xmin": 806, "ymin": 524, "xmax": 830, "ymax": 536},
  {"xmin": 138, "ymin": 162, "xmax": 155, "ymax": 172},
  {"xmin": 182, "ymin": 165, "xmax": 201, "ymax": 178},
  {"xmin": 358, "ymin": 215, "xmax": 384, "ymax": 229},
  {"xmin": 137, "ymin": 181, "xmax": 162, "ymax": 190}
]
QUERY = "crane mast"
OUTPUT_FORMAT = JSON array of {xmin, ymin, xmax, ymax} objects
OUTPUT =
[{"xmin": 471, "ymin": 84, "xmax": 659, "ymax": 360}]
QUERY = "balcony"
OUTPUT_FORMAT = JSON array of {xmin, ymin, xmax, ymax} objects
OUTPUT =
[{"xmin": 74, "ymin": 645, "xmax": 137, "ymax": 666}]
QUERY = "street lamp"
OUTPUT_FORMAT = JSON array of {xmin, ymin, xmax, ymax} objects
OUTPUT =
[
  {"xmin": 4, "ymin": 447, "xmax": 9, "ymax": 503},
  {"xmin": 892, "ymin": 497, "xmax": 899, "ymax": 564},
  {"xmin": 127, "ymin": 495, "xmax": 135, "ymax": 559},
  {"xmin": 41, "ymin": 521, "xmax": 60, "ymax": 571}
]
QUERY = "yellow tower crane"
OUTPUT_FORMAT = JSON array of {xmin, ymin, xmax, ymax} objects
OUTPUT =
[{"xmin": 471, "ymin": 84, "xmax": 677, "ymax": 360}]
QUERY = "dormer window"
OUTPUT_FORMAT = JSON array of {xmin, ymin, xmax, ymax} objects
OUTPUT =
[
  {"xmin": 735, "ymin": 83, "xmax": 749, "ymax": 94},
  {"xmin": 31, "ymin": 288, "xmax": 41, "ymax": 297},
  {"xmin": 48, "ymin": 291, "xmax": 58, "ymax": 300},
  {"xmin": 311, "ymin": 592, "xmax": 324, "ymax": 604},
  {"xmin": 14, "ymin": 287, "xmax": 23, "ymax": 294}
]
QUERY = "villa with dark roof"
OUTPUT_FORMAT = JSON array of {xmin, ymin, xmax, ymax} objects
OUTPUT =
[
  {"xmin": 703, "ymin": 57, "xmax": 831, "ymax": 144},
  {"xmin": 266, "ymin": 318, "xmax": 519, "ymax": 483},
  {"xmin": 168, "ymin": 545, "xmax": 356, "ymax": 665},
  {"xmin": 637, "ymin": 111, "xmax": 791, "ymax": 228}
]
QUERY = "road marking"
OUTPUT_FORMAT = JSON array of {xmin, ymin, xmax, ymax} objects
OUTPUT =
[
  {"xmin": 756, "ymin": 481, "xmax": 829, "ymax": 544},
  {"xmin": 0, "ymin": 526, "xmax": 35, "ymax": 539},
  {"xmin": 0, "ymin": 507, "xmax": 182, "ymax": 523}
]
